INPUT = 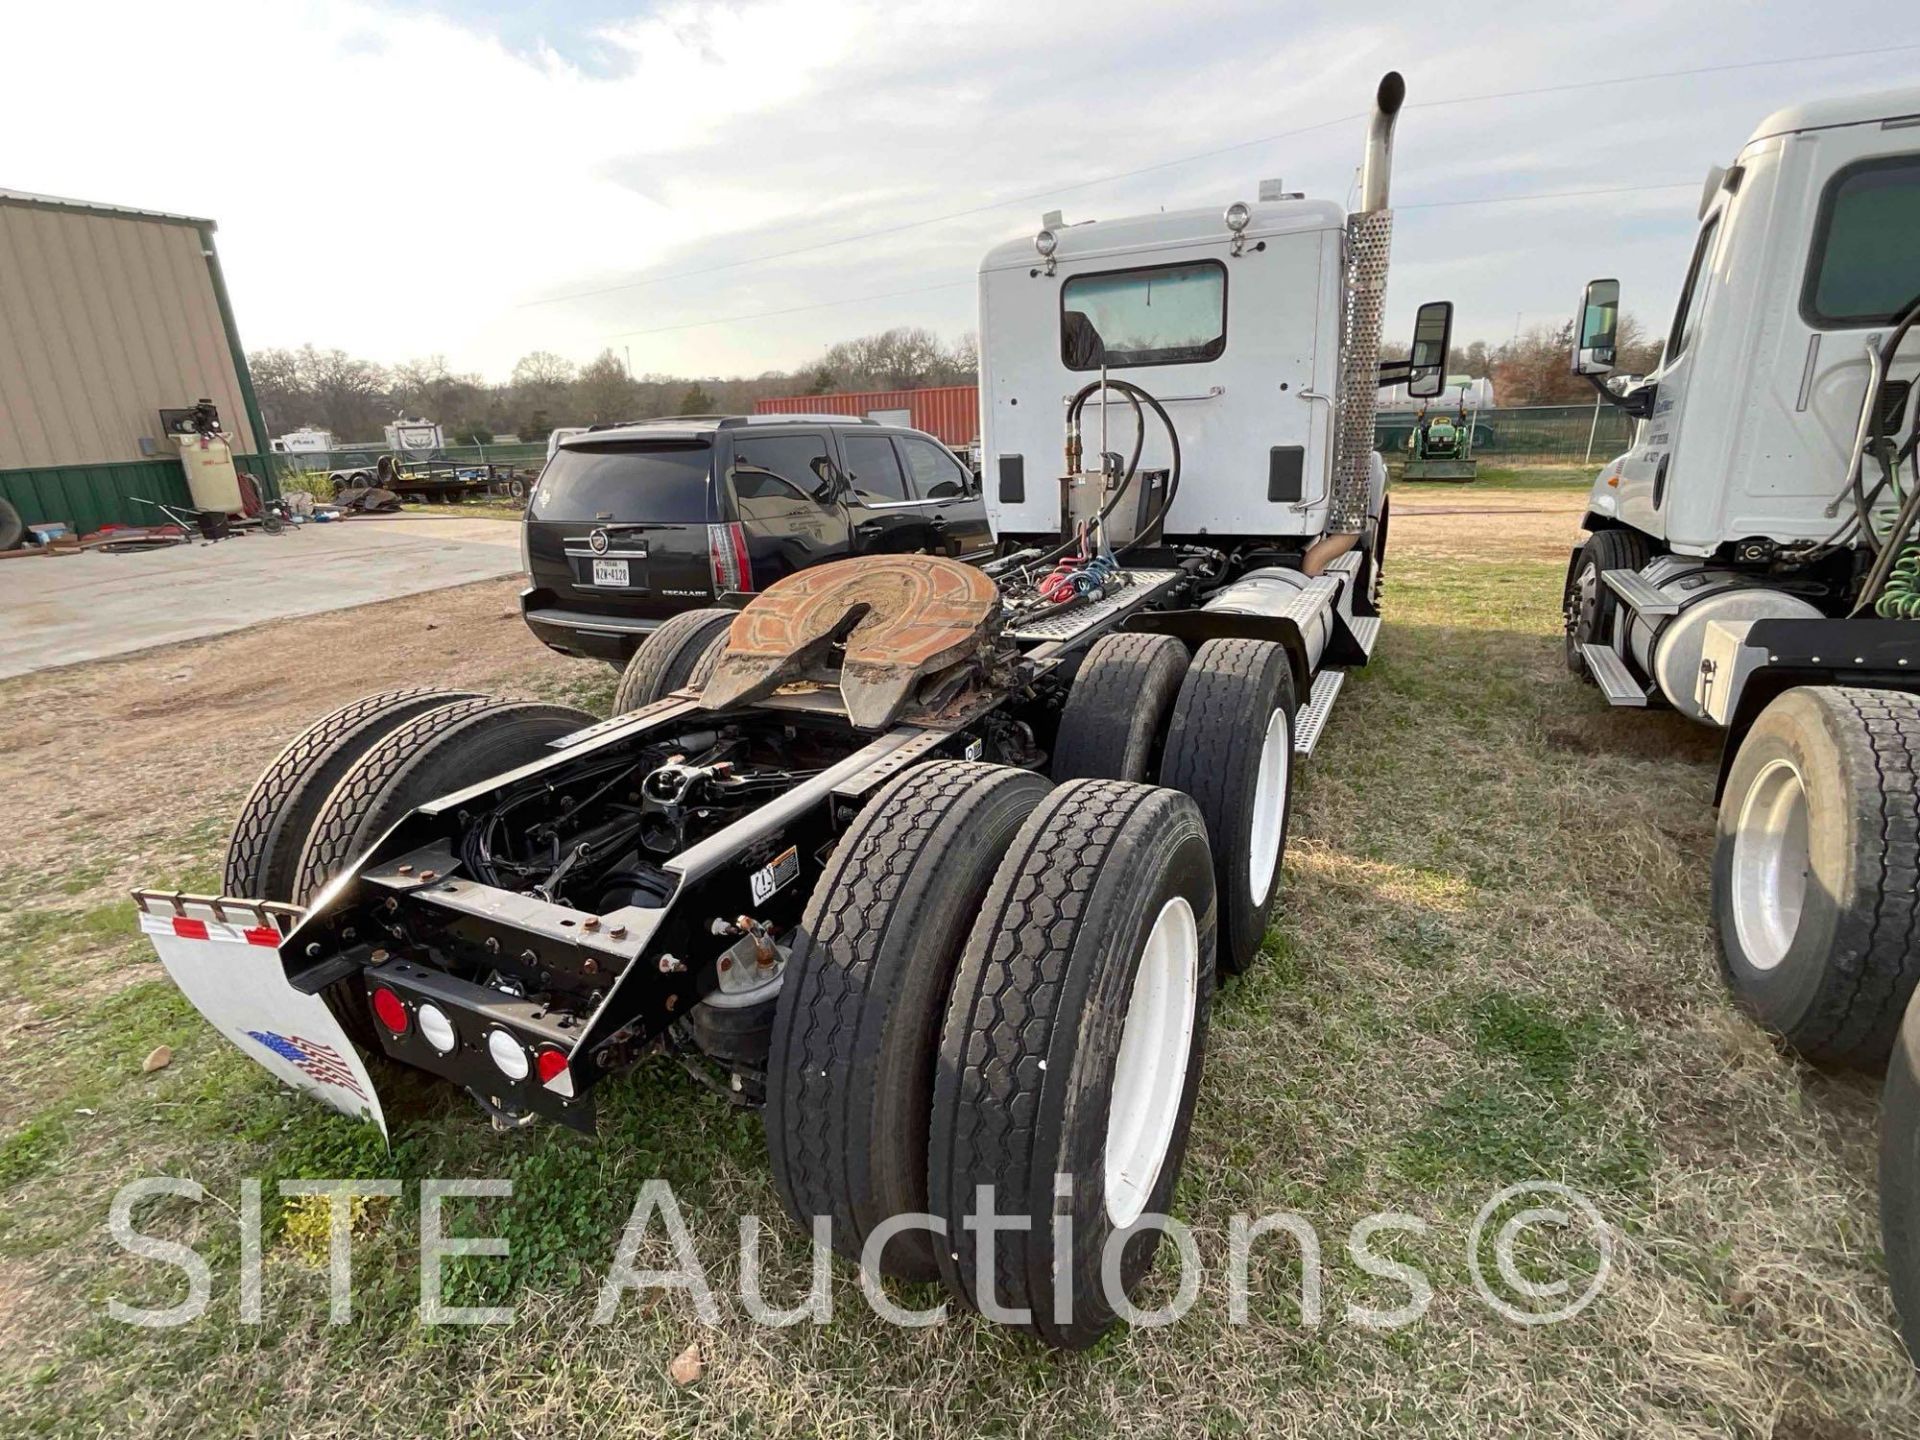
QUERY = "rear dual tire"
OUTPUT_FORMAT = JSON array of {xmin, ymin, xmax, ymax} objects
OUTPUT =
[
  {"xmin": 293, "ymin": 699, "xmax": 594, "ymax": 904},
  {"xmin": 1055, "ymin": 633, "xmax": 1296, "ymax": 976},
  {"xmin": 930, "ymin": 780, "xmax": 1217, "ymax": 1349},
  {"xmin": 1160, "ymin": 638, "xmax": 1297, "ymax": 975},
  {"xmin": 1714, "ymin": 687, "xmax": 1920, "ymax": 1070},
  {"xmin": 614, "ymin": 608, "xmax": 736, "ymax": 714},
  {"xmin": 223, "ymin": 687, "xmax": 482, "ymax": 902},
  {"xmin": 763, "ymin": 767, "xmax": 1218, "ymax": 1349},
  {"xmin": 222, "ymin": 689, "xmax": 591, "ymax": 1046},
  {"xmin": 1881, "ymin": 994, "xmax": 1920, "ymax": 1366},
  {"xmin": 765, "ymin": 761, "xmax": 1052, "ymax": 1281},
  {"xmin": 1051, "ymin": 633, "xmax": 1188, "ymax": 783}
]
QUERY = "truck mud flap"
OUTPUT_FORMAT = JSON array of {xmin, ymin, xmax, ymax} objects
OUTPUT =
[{"xmin": 133, "ymin": 892, "xmax": 387, "ymax": 1141}]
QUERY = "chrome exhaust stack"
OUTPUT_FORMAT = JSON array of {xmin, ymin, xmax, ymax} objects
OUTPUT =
[{"xmin": 1358, "ymin": 71, "xmax": 1405, "ymax": 214}]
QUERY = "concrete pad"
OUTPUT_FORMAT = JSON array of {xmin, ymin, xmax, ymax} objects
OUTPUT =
[{"xmin": 0, "ymin": 516, "xmax": 523, "ymax": 679}]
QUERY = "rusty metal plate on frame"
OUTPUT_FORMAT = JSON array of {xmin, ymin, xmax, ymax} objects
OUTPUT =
[{"xmin": 699, "ymin": 556, "xmax": 1000, "ymax": 728}]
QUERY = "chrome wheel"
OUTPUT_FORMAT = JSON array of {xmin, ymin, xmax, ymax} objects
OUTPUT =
[{"xmin": 1731, "ymin": 757, "xmax": 1811, "ymax": 972}]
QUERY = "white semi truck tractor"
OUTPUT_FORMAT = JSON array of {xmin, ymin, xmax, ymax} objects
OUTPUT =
[
  {"xmin": 1557, "ymin": 83, "xmax": 1920, "ymax": 1355},
  {"xmin": 130, "ymin": 74, "xmax": 1453, "ymax": 1349}
]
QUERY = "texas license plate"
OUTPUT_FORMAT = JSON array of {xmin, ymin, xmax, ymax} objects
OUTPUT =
[{"xmin": 592, "ymin": 559, "xmax": 629, "ymax": 587}]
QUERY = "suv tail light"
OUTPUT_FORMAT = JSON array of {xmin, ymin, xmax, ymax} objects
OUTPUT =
[{"xmin": 707, "ymin": 522, "xmax": 753, "ymax": 594}]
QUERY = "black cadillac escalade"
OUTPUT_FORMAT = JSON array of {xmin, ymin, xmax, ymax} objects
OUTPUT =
[{"xmin": 519, "ymin": 414, "xmax": 993, "ymax": 663}]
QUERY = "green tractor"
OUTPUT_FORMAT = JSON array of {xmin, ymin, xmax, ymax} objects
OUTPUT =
[{"xmin": 1402, "ymin": 382, "xmax": 1479, "ymax": 482}]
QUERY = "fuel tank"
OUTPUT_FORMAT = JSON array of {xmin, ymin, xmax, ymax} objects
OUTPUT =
[{"xmin": 1620, "ymin": 558, "xmax": 1823, "ymax": 722}]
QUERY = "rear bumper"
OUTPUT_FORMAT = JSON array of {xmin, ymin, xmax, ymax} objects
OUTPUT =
[{"xmin": 520, "ymin": 589, "xmax": 664, "ymax": 662}]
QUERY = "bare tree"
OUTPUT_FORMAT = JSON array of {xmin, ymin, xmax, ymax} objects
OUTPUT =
[
  {"xmin": 392, "ymin": 354, "xmax": 488, "ymax": 437},
  {"xmin": 573, "ymin": 350, "xmax": 641, "ymax": 424},
  {"xmin": 249, "ymin": 344, "xmax": 392, "ymax": 440},
  {"xmin": 249, "ymin": 319, "xmax": 993, "ymax": 446},
  {"xmin": 510, "ymin": 351, "xmax": 578, "ymax": 436},
  {"xmin": 815, "ymin": 327, "xmax": 957, "ymax": 390}
]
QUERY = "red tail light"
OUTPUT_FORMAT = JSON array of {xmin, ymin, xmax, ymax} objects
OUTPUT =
[
  {"xmin": 535, "ymin": 1046, "xmax": 574, "ymax": 1096},
  {"xmin": 707, "ymin": 522, "xmax": 754, "ymax": 594},
  {"xmin": 370, "ymin": 985, "xmax": 408, "ymax": 1035}
]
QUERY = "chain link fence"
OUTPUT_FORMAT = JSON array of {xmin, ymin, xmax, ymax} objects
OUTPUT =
[
  {"xmin": 1377, "ymin": 402, "xmax": 1633, "ymax": 468},
  {"xmin": 271, "ymin": 441, "xmax": 549, "ymax": 476}
]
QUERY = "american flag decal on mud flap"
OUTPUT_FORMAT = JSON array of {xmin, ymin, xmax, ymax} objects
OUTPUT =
[{"xmin": 246, "ymin": 1031, "xmax": 369, "ymax": 1103}]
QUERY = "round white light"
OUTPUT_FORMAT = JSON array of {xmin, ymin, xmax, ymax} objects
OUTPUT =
[
  {"xmin": 487, "ymin": 1028, "xmax": 530, "ymax": 1080},
  {"xmin": 1035, "ymin": 228, "xmax": 1058, "ymax": 258},
  {"xmin": 417, "ymin": 1003, "xmax": 457, "ymax": 1055},
  {"xmin": 1224, "ymin": 201, "xmax": 1252, "ymax": 234}
]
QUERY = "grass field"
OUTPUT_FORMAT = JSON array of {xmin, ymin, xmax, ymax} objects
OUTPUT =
[{"xmin": 3, "ymin": 492, "xmax": 1917, "ymax": 1437}]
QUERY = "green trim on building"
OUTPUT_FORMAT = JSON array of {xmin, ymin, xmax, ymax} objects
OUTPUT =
[{"xmin": 0, "ymin": 454, "xmax": 274, "ymax": 536}]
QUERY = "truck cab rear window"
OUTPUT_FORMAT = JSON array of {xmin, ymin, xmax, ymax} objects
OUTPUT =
[
  {"xmin": 1803, "ymin": 153, "xmax": 1920, "ymax": 328},
  {"xmin": 529, "ymin": 443, "xmax": 715, "ymax": 523},
  {"xmin": 1061, "ymin": 260, "xmax": 1227, "ymax": 370}
]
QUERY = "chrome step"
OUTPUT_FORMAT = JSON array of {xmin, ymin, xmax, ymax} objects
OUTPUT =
[
  {"xmin": 1601, "ymin": 569, "xmax": 1678, "ymax": 617},
  {"xmin": 1347, "ymin": 615, "xmax": 1380, "ymax": 658},
  {"xmin": 1580, "ymin": 643, "xmax": 1653, "ymax": 706},
  {"xmin": 1294, "ymin": 670, "xmax": 1346, "ymax": 757}
]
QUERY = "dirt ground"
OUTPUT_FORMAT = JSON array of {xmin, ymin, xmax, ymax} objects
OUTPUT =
[{"xmin": 0, "ymin": 580, "xmax": 586, "ymax": 897}]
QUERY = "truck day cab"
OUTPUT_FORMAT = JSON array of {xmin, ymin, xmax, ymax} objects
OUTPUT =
[
  {"xmin": 1558, "ymin": 83, "xmax": 1920, "ymax": 1355},
  {"xmin": 133, "ymin": 73, "xmax": 1454, "ymax": 1348}
]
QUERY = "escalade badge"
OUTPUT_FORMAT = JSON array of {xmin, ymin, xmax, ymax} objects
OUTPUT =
[{"xmin": 588, "ymin": 528, "xmax": 610, "ymax": 555}]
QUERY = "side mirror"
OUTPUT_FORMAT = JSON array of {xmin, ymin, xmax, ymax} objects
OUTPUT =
[
  {"xmin": 808, "ymin": 455, "xmax": 841, "ymax": 502},
  {"xmin": 1406, "ymin": 300, "xmax": 1453, "ymax": 399},
  {"xmin": 1573, "ymin": 278, "xmax": 1620, "ymax": 376}
]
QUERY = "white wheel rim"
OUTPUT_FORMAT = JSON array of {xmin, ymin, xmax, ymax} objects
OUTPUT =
[
  {"xmin": 1247, "ymin": 708, "xmax": 1290, "ymax": 908},
  {"xmin": 1104, "ymin": 896, "xmax": 1200, "ymax": 1229},
  {"xmin": 1730, "ymin": 758, "xmax": 1811, "ymax": 972}
]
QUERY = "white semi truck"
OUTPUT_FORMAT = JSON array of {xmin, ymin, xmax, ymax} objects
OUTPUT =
[
  {"xmin": 1557, "ymin": 84, "xmax": 1920, "ymax": 1355},
  {"xmin": 132, "ymin": 73, "xmax": 1450, "ymax": 1348}
]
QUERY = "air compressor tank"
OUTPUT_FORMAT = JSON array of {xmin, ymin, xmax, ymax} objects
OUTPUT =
[{"xmin": 173, "ymin": 432, "xmax": 244, "ymax": 515}]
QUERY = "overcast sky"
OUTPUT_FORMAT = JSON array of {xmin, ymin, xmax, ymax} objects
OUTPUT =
[{"xmin": 6, "ymin": 2, "xmax": 1916, "ymax": 382}]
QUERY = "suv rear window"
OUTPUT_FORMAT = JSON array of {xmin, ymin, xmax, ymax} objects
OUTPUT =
[
  {"xmin": 1803, "ymin": 153, "xmax": 1920, "ymax": 328},
  {"xmin": 530, "ymin": 442, "xmax": 714, "ymax": 523}
]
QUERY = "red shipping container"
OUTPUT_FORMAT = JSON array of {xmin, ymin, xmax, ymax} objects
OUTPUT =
[{"xmin": 754, "ymin": 385, "xmax": 980, "ymax": 448}]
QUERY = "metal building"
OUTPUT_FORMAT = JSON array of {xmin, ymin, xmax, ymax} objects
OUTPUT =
[{"xmin": 0, "ymin": 190, "xmax": 274, "ymax": 535}]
